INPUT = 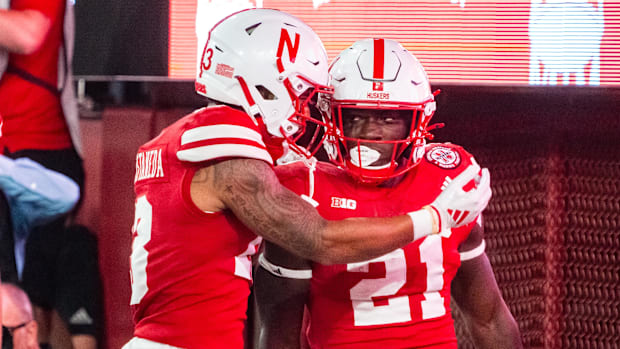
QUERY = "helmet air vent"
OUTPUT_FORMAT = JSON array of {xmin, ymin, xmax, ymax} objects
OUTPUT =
[
  {"xmin": 245, "ymin": 23, "xmax": 261, "ymax": 35},
  {"xmin": 256, "ymin": 85, "xmax": 277, "ymax": 100}
]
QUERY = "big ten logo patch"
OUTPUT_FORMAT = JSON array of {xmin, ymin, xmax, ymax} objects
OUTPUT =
[
  {"xmin": 426, "ymin": 146, "xmax": 461, "ymax": 169},
  {"xmin": 331, "ymin": 197, "xmax": 357, "ymax": 210}
]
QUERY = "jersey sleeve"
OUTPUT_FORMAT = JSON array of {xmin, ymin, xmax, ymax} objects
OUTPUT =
[{"xmin": 175, "ymin": 107, "xmax": 273, "ymax": 165}]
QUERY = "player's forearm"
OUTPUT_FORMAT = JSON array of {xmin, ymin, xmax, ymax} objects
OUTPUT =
[
  {"xmin": 256, "ymin": 305, "xmax": 304, "ymax": 349},
  {"xmin": 254, "ymin": 267, "xmax": 307, "ymax": 349},
  {"xmin": 258, "ymin": 326, "xmax": 301, "ymax": 349},
  {"xmin": 315, "ymin": 215, "xmax": 414, "ymax": 264},
  {"xmin": 0, "ymin": 9, "xmax": 50, "ymax": 54},
  {"xmin": 468, "ymin": 307, "xmax": 523, "ymax": 349},
  {"xmin": 250, "ymin": 211, "xmax": 417, "ymax": 265},
  {"xmin": 274, "ymin": 206, "xmax": 437, "ymax": 265}
]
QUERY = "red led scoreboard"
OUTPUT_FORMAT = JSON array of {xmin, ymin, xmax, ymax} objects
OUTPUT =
[{"xmin": 169, "ymin": 0, "xmax": 620, "ymax": 86}]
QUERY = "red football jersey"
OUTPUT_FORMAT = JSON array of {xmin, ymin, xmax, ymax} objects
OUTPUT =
[
  {"xmin": 130, "ymin": 106, "xmax": 269, "ymax": 348},
  {"xmin": 275, "ymin": 143, "xmax": 477, "ymax": 349}
]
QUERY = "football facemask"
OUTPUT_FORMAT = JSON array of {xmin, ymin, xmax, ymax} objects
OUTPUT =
[{"xmin": 324, "ymin": 38, "xmax": 438, "ymax": 183}]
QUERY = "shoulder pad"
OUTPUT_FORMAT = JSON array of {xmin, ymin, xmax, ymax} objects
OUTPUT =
[
  {"xmin": 176, "ymin": 106, "xmax": 272, "ymax": 164},
  {"xmin": 274, "ymin": 161, "xmax": 309, "ymax": 183}
]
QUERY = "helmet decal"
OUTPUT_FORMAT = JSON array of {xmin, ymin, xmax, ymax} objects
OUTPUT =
[
  {"xmin": 277, "ymin": 28, "xmax": 301, "ymax": 72},
  {"xmin": 372, "ymin": 38, "xmax": 385, "ymax": 79},
  {"xmin": 199, "ymin": 47, "xmax": 213, "ymax": 78}
]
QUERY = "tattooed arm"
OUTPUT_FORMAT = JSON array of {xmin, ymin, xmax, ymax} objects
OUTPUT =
[
  {"xmin": 191, "ymin": 158, "xmax": 489, "ymax": 264},
  {"xmin": 191, "ymin": 158, "xmax": 412, "ymax": 264}
]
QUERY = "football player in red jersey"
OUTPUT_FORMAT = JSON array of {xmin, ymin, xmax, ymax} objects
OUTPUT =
[
  {"xmin": 255, "ymin": 39, "xmax": 522, "ymax": 349},
  {"xmin": 125, "ymin": 10, "xmax": 492, "ymax": 349}
]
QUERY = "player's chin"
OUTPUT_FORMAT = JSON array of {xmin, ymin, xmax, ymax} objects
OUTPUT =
[{"xmin": 367, "ymin": 158, "xmax": 393, "ymax": 168}]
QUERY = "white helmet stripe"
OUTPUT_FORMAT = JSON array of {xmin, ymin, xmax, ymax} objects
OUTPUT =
[{"xmin": 373, "ymin": 38, "xmax": 385, "ymax": 79}]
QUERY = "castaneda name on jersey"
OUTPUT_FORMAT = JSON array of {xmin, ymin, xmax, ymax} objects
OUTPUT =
[{"xmin": 134, "ymin": 148, "xmax": 165, "ymax": 183}]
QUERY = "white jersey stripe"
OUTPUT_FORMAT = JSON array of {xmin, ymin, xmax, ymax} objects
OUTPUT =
[
  {"xmin": 177, "ymin": 143, "xmax": 273, "ymax": 164},
  {"xmin": 122, "ymin": 337, "xmax": 182, "ymax": 349},
  {"xmin": 258, "ymin": 254, "xmax": 313, "ymax": 279},
  {"xmin": 459, "ymin": 239, "xmax": 486, "ymax": 261},
  {"xmin": 181, "ymin": 125, "xmax": 266, "ymax": 147}
]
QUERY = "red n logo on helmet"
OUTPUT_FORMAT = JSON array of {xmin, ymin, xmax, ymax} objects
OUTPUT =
[{"xmin": 276, "ymin": 28, "xmax": 300, "ymax": 73}]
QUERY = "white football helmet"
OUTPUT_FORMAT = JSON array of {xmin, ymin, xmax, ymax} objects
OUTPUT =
[
  {"xmin": 195, "ymin": 8, "xmax": 333, "ymax": 159},
  {"xmin": 324, "ymin": 38, "xmax": 438, "ymax": 182}
]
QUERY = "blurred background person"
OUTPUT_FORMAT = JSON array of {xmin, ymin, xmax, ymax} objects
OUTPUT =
[
  {"xmin": 0, "ymin": 153, "xmax": 80, "ymax": 280},
  {"xmin": 0, "ymin": 275, "xmax": 2, "ymax": 348},
  {"xmin": 2, "ymin": 282, "xmax": 39, "ymax": 349},
  {"xmin": 0, "ymin": 1, "xmax": 102, "ymax": 348}
]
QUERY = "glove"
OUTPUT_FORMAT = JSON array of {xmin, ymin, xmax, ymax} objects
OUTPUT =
[
  {"xmin": 428, "ymin": 159, "xmax": 491, "ymax": 237},
  {"xmin": 408, "ymin": 159, "xmax": 491, "ymax": 241}
]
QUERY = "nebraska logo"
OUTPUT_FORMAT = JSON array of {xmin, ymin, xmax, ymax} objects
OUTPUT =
[
  {"xmin": 215, "ymin": 63, "xmax": 234, "ymax": 78},
  {"xmin": 331, "ymin": 197, "xmax": 357, "ymax": 210},
  {"xmin": 372, "ymin": 81, "xmax": 383, "ymax": 91},
  {"xmin": 367, "ymin": 92, "xmax": 390, "ymax": 100},
  {"xmin": 426, "ymin": 146, "xmax": 461, "ymax": 169},
  {"xmin": 276, "ymin": 28, "xmax": 300, "ymax": 73}
]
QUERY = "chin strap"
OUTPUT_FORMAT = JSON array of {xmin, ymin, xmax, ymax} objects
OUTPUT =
[
  {"xmin": 345, "ymin": 158, "xmax": 398, "ymax": 184},
  {"xmin": 301, "ymin": 157, "xmax": 319, "ymax": 207},
  {"xmin": 235, "ymin": 76, "xmax": 261, "ymax": 125},
  {"xmin": 423, "ymin": 123, "xmax": 445, "ymax": 140}
]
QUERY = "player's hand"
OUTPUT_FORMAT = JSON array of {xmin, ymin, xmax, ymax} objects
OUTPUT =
[{"xmin": 429, "ymin": 160, "xmax": 491, "ymax": 236}]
